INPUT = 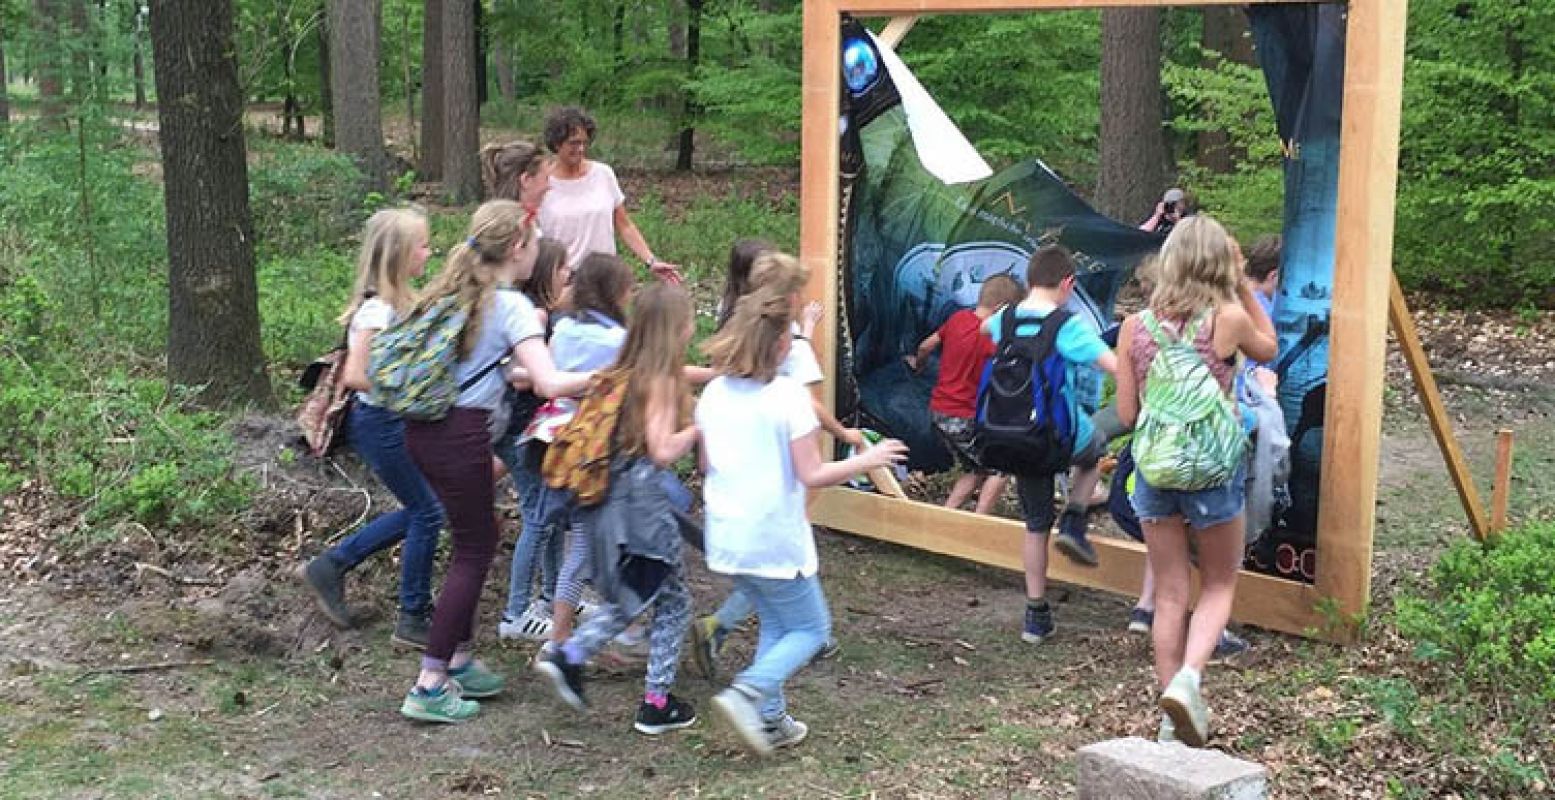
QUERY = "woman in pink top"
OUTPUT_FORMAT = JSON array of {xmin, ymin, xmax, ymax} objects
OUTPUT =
[{"xmin": 539, "ymin": 107, "xmax": 682, "ymax": 283}]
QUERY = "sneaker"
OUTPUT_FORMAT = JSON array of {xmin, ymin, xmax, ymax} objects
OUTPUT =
[
  {"xmin": 1054, "ymin": 508, "xmax": 1099, "ymax": 567},
  {"xmin": 633, "ymin": 694, "xmax": 698, "ymax": 735},
  {"xmin": 1021, "ymin": 603, "xmax": 1054, "ymax": 644},
  {"xmin": 607, "ymin": 625, "xmax": 651, "ymax": 663},
  {"xmin": 765, "ymin": 714, "xmax": 809, "ymax": 750},
  {"xmin": 1211, "ymin": 629, "xmax": 1251, "ymax": 664},
  {"xmin": 1127, "ymin": 607, "xmax": 1154, "ymax": 635},
  {"xmin": 448, "ymin": 660, "xmax": 505, "ymax": 699},
  {"xmin": 1157, "ymin": 714, "xmax": 1178, "ymax": 744},
  {"xmin": 400, "ymin": 684, "xmax": 479, "ymax": 724},
  {"xmin": 1158, "ymin": 669, "xmax": 1210, "ymax": 748},
  {"xmin": 390, "ymin": 609, "xmax": 431, "ymax": 650},
  {"xmin": 497, "ymin": 599, "xmax": 554, "ymax": 642},
  {"xmin": 689, "ymin": 615, "xmax": 724, "ymax": 680},
  {"xmin": 711, "ymin": 684, "xmax": 772, "ymax": 757},
  {"xmin": 815, "ymin": 638, "xmax": 841, "ymax": 661},
  {"xmin": 534, "ymin": 648, "xmax": 588, "ymax": 711},
  {"xmin": 300, "ymin": 556, "xmax": 352, "ymax": 628}
]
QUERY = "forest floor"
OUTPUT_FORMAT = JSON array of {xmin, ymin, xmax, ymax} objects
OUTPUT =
[{"xmin": 4, "ymin": 159, "xmax": 1555, "ymax": 798}]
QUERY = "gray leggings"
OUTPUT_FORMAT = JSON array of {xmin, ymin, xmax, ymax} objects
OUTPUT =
[
  {"xmin": 556, "ymin": 520, "xmax": 591, "ymax": 608},
  {"xmin": 567, "ymin": 569, "xmax": 691, "ymax": 696}
]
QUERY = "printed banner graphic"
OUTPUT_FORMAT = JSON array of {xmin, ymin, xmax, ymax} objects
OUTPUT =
[{"xmin": 836, "ymin": 10, "xmax": 1345, "ymax": 585}]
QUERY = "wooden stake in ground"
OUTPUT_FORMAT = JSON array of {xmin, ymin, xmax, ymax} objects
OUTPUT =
[{"xmin": 1492, "ymin": 429, "xmax": 1514, "ymax": 534}]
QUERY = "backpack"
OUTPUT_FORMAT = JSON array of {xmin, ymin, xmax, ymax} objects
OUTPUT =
[
  {"xmin": 367, "ymin": 294, "xmax": 505, "ymax": 422},
  {"xmin": 294, "ymin": 334, "xmax": 352, "ymax": 457},
  {"xmin": 972, "ymin": 308, "xmax": 1075, "ymax": 476},
  {"xmin": 541, "ymin": 368, "xmax": 631, "ymax": 507},
  {"xmin": 1132, "ymin": 309, "xmax": 1247, "ymax": 491}
]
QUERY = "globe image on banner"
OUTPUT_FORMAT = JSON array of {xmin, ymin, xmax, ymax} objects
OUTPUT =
[{"xmin": 843, "ymin": 38, "xmax": 879, "ymax": 95}]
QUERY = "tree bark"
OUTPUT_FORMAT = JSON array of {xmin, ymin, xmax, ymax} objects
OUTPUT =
[
  {"xmin": 315, "ymin": 1, "xmax": 334, "ymax": 147},
  {"xmin": 147, "ymin": 0, "xmax": 273, "ymax": 408},
  {"xmin": 1096, "ymin": 8, "xmax": 1167, "ymax": 225},
  {"xmin": 35, "ymin": 0, "xmax": 66, "ymax": 120},
  {"xmin": 676, "ymin": 0, "xmax": 702, "ymax": 171},
  {"xmin": 493, "ymin": 47, "xmax": 516, "ymax": 101},
  {"xmin": 130, "ymin": 0, "xmax": 147, "ymax": 109},
  {"xmin": 327, "ymin": 0, "xmax": 390, "ymax": 190},
  {"xmin": 420, "ymin": 0, "xmax": 445, "ymax": 180},
  {"xmin": 1196, "ymin": 7, "xmax": 1253, "ymax": 173},
  {"xmin": 441, "ymin": 0, "xmax": 479, "ymax": 202},
  {"xmin": 69, "ymin": 0, "xmax": 91, "ymax": 99},
  {"xmin": 473, "ymin": 0, "xmax": 486, "ymax": 106}
]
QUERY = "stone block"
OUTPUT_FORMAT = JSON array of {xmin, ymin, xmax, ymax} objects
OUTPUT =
[{"xmin": 1076, "ymin": 737, "xmax": 1267, "ymax": 800}]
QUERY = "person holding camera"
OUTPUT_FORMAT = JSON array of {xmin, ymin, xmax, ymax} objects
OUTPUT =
[{"xmin": 1141, "ymin": 188, "xmax": 1190, "ymax": 236}]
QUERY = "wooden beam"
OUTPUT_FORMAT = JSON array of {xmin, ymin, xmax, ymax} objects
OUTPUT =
[
  {"xmin": 1387, "ymin": 276, "xmax": 1491, "ymax": 540},
  {"xmin": 1492, "ymin": 429, "xmax": 1513, "ymax": 534},
  {"xmin": 812, "ymin": 488, "xmax": 1338, "ymax": 639},
  {"xmin": 801, "ymin": 1, "xmax": 843, "ymax": 442},
  {"xmin": 839, "ymin": 0, "xmax": 1308, "ymax": 13},
  {"xmin": 877, "ymin": 15, "xmax": 918, "ymax": 48}
]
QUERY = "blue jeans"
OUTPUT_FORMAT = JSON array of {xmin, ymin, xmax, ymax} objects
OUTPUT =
[
  {"xmin": 327, "ymin": 402, "xmax": 444, "ymax": 615},
  {"xmin": 495, "ymin": 438, "xmax": 562, "ymax": 618},
  {"xmin": 714, "ymin": 589, "xmax": 755, "ymax": 631},
  {"xmin": 731, "ymin": 572, "xmax": 832, "ymax": 721}
]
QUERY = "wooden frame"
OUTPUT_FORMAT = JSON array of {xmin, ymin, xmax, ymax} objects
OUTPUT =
[{"xmin": 801, "ymin": 0, "xmax": 1409, "ymax": 642}]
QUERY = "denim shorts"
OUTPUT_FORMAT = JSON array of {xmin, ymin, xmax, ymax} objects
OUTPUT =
[{"xmin": 1129, "ymin": 463, "xmax": 1247, "ymax": 531}]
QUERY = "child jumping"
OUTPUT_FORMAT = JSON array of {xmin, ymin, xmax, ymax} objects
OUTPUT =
[
  {"xmin": 908, "ymin": 274, "xmax": 1024, "ymax": 514},
  {"xmin": 535, "ymin": 281, "xmax": 701, "ymax": 735},
  {"xmin": 699, "ymin": 276, "xmax": 907, "ymax": 757},
  {"xmin": 982, "ymin": 245, "xmax": 1117, "ymax": 644}
]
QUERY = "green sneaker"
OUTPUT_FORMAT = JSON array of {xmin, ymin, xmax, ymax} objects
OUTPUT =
[
  {"xmin": 690, "ymin": 615, "xmax": 724, "ymax": 681},
  {"xmin": 448, "ymin": 661, "xmax": 505, "ymax": 699},
  {"xmin": 1158, "ymin": 669, "xmax": 1210, "ymax": 748},
  {"xmin": 400, "ymin": 685, "xmax": 479, "ymax": 724}
]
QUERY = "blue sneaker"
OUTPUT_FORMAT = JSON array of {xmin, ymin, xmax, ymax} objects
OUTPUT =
[
  {"xmin": 1211, "ymin": 629, "xmax": 1250, "ymax": 664},
  {"xmin": 1021, "ymin": 602, "xmax": 1054, "ymax": 644},
  {"xmin": 1054, "ymin": 508, "xmax": 1099, "ymax": 567},
  {"xmin": 1127, "ymin": 607, "xmax": 1154, "ymax": 635}
]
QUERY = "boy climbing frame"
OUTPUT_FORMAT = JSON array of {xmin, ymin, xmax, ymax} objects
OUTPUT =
[{"xmin": 799, "ymin": 0, "xmax": 1407, "ymax": 643}]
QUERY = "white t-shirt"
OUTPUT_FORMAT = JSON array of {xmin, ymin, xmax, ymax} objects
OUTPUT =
[
  {"xmin": 696, "ymin": 375, "xmax": 820, "ymax": 579},
  {"xmin": 349, "ymin": 297, "xmax": 396, "ymax": 406},
  {"xmin": 778, "ymin": 322, "xmax": 824, "ymax": 386},
  {"xmin": 454, "ymin": 290, "xmax": 545, "ymax": 411},
  {"xmin": 538, "ymin": 161, "xmax": 626, "ymax": 268}
]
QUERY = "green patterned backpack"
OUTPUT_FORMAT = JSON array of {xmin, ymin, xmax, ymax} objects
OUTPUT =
[
  {"xmin": 367, "ymin": 294, "xmax": 472, "ymax": 421},
  {"xmin": 1133, "ymin": 309, "xmax": 1247, "ymax": 491}
]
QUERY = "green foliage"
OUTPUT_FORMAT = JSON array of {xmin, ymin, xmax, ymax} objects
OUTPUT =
[
  {"xmin": 249, "ymin": 138, "xmax": 367, "ymax": 258},
  {"xmin": 1396, "ymin": 521, "xmax": 1555, "ymax": 702}
]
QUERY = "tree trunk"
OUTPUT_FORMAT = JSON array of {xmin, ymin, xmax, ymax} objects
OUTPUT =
[
  {"xmin": 1096, "ymin": 8, "xmax": 1167, "ymax": 225},
  {"xmin": 0, "ymin": 16, "xmax": 10, "ymax": 131},
  {"xmin": 147, "ymin": 0, "xmax": 273, "ymax": 408},
  {"xmin": 316, "ymin": 1, "xmax": 334, "ymax": 147},
  {"xmin": 493, "ymin": 47, "xmax": 516, "ymax": 101},
  {"xmin": 1196, "ymin": 7, "xmax": 1253, "ymax": 173},
  {"xmin": 473, "ymin": 0, "xmax": 486, "ymax": 106},
  {"xmin": 420, "ymin": 0, "xmax": 444, "ymax": 180},
  {"xmin": 441, "ymin": 0, "xmax": 479, "ymax": 202},
  {"xmin": 676, "ymin": 0, "xmax": 702, "ymax": 172},
  {"xmin": 69, "ymin": 0, "xmax": 91, "ymax": 99},
  {"xmin": 328, "ymin": 0, "xmax": 390, "ymax": 190},
  {"xmin": 36, "ymin": 0, "xmax": 66, "ymax": 120},
  {"xmin": 130, "ymin": 0, "xmax": 147, "ymax": 109},
  {"xmin": 402, "ymin": 0, "xmax": 417, "ymax": 164}
]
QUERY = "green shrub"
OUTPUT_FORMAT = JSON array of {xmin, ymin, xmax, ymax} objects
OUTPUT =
[
  {"xmin": 1396, "ymin": 521, "xmax": 1555, "ymax": 701},
  {"xmin": 248, "ymin": 139, "xmax": 367, "ymax": 259}
]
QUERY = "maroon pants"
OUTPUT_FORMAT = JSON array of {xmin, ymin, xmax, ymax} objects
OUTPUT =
[{"xmin": 405, "ymin": 407, "xmax": 497, "ymax": 665}]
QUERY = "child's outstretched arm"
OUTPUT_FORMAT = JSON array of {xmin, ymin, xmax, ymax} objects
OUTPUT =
[
  {"xmin": 789, "ymin": 429, "xmax": 907, "ymax": 489},
  {"xmin": 905, "ymin": 332, "xmax": 942, "ymax": 372},
  {"xmin": 644, "ymin": 378, "xmax": 699, "ymax": 467}
]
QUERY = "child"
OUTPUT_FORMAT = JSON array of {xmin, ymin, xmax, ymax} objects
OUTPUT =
[
  {"xmin": 398, "ymin": 201, "xmax": 594, "ymax": 724},
  {"xmin": 908, "ymin": 274, "xmax": 1024, "ymax": 514},
  {"xmin": 495, "ymin": 237, "xmax": 572, "ymax": 642},
  {"xmin": 690, "ymin": 248, "xmax": 862, "ymax": 679},
  {"xmin": 539, "ymin": 253, "xmax": 638, "ymax": 650},
  {"xmin": 301, "ymin": 208, "xmax": 445, "ymax": 649},
  {"xmin": 535, "ymin": 282, "xmax": 702, "ymax": 735},
  {"xmin": 1113, "ymin": 215, "xmax": 1276, "ymax": 746},
  {"xmin": 1243, "ymin": 234, "xmax": 1280, "ymax": 319},
  {"xmin": 982, "ymin": 245, "xmax": 1118, "ymax": 644},
  {"xmin": 698, "ymin": 281, "xmax": 908, "ymax": 756}
]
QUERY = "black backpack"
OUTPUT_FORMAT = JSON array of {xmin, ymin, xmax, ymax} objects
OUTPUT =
[{"xmin": 973, "ymin": 308, "xmax": 1076, "ymax": 476}]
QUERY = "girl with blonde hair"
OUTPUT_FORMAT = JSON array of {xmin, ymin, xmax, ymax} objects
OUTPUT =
[
  {"xmin": 398, "ymin": 200, "xmax": 593, "ymax": 724},
  {"xmin": 537, "ymin": 281, "xmax": 703, "ymax": 735},
  {"xmin": 698, "ymin": 285, "xmax": 907, "ymax": 756},
  {"xmin": 301, "ymin": 208, "xmax": 444, "ymax": 650},
  {"xmin": 1112, "ymin": 214, "xmax": 1276, "ymax": 747}
]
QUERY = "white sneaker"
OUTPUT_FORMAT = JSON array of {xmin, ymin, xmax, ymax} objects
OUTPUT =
[
  {"xmin": 497, "ymin": 599, "xmax": 554, "ymax": 642},
  {"xmin": 1158, "ymin": 669, "xmax": 1210, "ymax": 748},
  {"xmin": 711, "ymin": 684, "xmax": 772, "ymax": 757}
]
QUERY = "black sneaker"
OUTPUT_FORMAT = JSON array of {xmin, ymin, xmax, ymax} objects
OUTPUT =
[
  {"xmin": 534, "ymin": 648, "xmax": 588, "ymax": 711},
  {"xmin": 390, "ymin": 610, "xmax": 431, "ymax": 651},
  {"xmin": 300, "ymin": 555, "xmax": 353, "ymax": 628},
  {"xmin": 1054, "ymin": 508, "xmax": 1099, "ymax": 567},
  {"xmin": 1022, "ymin": 602, "xmax": 1055, "ymax": 644},
  {"xmin": 633, "ymin": 694, "xmax": 698, "ymax": 735}
]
